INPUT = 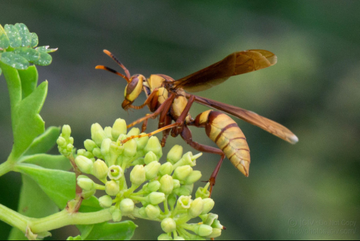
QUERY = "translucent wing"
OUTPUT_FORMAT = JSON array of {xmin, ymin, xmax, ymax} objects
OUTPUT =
[
  {"xmin": 193, "ymin": 95, "xmax": 298, "ymax": 144},
  {"xmin": 174, "ymin": 49, "xmax": 277, "ymax": 92}
]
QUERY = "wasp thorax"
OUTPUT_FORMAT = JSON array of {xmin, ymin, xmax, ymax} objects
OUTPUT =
[{"xmin": 122, "ymin": 74, "xmax": 145, "ymax": 109}]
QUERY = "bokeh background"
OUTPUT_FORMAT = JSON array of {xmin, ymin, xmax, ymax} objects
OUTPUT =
[{"xmin": 1, "ymin": 0, "xmax": 359, "ymax": 239}]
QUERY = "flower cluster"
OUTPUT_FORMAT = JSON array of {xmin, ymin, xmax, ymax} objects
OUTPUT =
[{"xmin": 57, "ymin": 118, "xmax": 223, "ymax": 239}]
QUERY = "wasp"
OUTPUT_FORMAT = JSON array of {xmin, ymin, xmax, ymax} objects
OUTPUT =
[{"xmin": 96, "ymin": 49, "xmax": 298, "ymax": 193}]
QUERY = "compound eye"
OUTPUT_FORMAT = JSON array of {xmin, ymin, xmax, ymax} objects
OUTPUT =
[{"xmin": 124, "ymin": 74, "xmax": 144, "ymax": 102}]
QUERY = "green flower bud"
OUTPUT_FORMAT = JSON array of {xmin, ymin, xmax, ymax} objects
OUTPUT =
[
  {"xmin": 159, "ymin": 162, "xmax": 174, "ymax": 176},
  {"xmin": 109, "ymin": 142, "xmax": 124, "ymax": 159},
  {"xmin": 66, "ymin": 144, "xmax": 74, "ymax": 152},
  {"xmin": 174, "ymin": 152, "xmax": 202, "ymax": 169},
  {"xmin": 75, "ymin": 155, "xmax": 93, "ymax": 174},
  {"xmin": 104, "ymin": 126, "xmax": 113, "ymax": 139},
  {"xmin": 123, "ymin": 139, "xmax": 137, "ymax": 157},
  {"xmin": 99, "ymin": 195, "xmax": 113, "ymax": 208},
  {"xmin": 157, "ymin": 233, "xmax": 172, "ymax": 240},
  {"xmin": 136, "ymin": 134, "xmax": 149, "ymax": 150},
  {"xmin": 189, "ymin": 197, "xmax": 204, "ymax": 218},
  {"xmin": 105, "ymin": 180, "xmax": 120, "ymax": 196},
  {"xmin": 144, "ymin": 180, "xmax": 161, "ymax": 192},
  {"xmin": 84, "ymin": 139, "xmax": 97, "ymax": 152},
  {"xmin": 184, "ymin": 170, "xmax": 202, "ymax": 184},
  {"xmin": 61, "ymin": 125, "xmax": 71, "ymax": 138},
  {"xmin": 195, "ymin": 224, "xmax": 213, "ymax": 237},
  {"xmin": 195, "ymin": 183, "xmax": 210, "ymax": 199},
  {"xmin": 112, "ymin": 118, "xmax": 127, "ymax": 140},
  {"xmin": 211, "ymin": 219, "xmax": 223, "ymax": 229},
  {"xmin": 173, "ymin": 165, "xmax": 193, "ymax": 181},
  {"xmin": 201, "ymin": 213, "xmax": 219, "ymax": 226},
  {"xmin": 144, "ymin": 136, "xmax": 162, "ymax": 158},
  {"xmin": 127, "ymin": 127, "xmax": 140, "ymax": 136},
  {"xmin": 206, "ymin": 228, "xmax": 222, "ymax": 239},
  {"xmin": 173, "ymin": 179, "xmax": 180, "ymax": 189},
  {"xmin": 144, "ymin": 151, "xmax": 158, "ymax": 164},
  {"xmin": 101, "ymin": 138, "xmax": 112, "ymax": 156},
  {"xmin": 91, "ymin": 123, "xmax": 106, "ymax": 146},
  {"xmin": 93, "ymin": 159, "xmax": 109, "ymax": 180},
  {"xmin": 159, "ymin": 174, "xmax": 174, "ymax": 195},
  {"xmin": 145, "ymin": 204, "xmax": 160, "ymax": 219},
  {"xmin": 178, "ymin": 195, "xmax": 192, "ymax": 209},
  {"xmin": 81, "ymin": 188, "xmax": 96, "ymax": 199},
  {"xmin": 145, "ymin": 161, "xmax": 161, "ymax": 180},
  {"xmin": 138, "ymin": 207, "xmax": 147, "ymax": 218},
  {"xmin": 111, "ymin": 208, "xmax": 122, "ymax": 222},
  {"xmin": 77, "ymin": 175, "xmax": 95, "ymax": 191},
  {"xmin": 148, "ymin": 192, "xmax": 165, "ymax": 205},
  {"xmin": 77, "ymin": 149, "xmax": 86, "ymax": 156},
  {"xmin": 92, "ymin": 147, "xmax": 102, "ymax": 159},
  {"xmin": 108, "ymin": 165, "xmax": 123, "ymax": 180},
  {"xmin": 56, "ymin": 136, "xmax": 66, "ymax": 147},
  {"xmin": 120, "ymin": 198, "xmax": 135, "ymax": 214},
  {"xmin": 130, "ymin": 165, "xmax": 146, "ymax": 186},
  {"xmin": 167, "ymin": 145, "xmax": 183, "ymax": 164},
  {"xmin": 161, "ymin": 217, "xmax": 176, "ymax": 233},
  {"xmin": 201, "ymin": 198, "xmax": 215, "ymax": 214}
]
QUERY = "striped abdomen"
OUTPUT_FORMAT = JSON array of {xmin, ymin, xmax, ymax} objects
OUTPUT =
[{"xmin": 194, "ymin": 110, "xmax": 251, "ymax": 176}]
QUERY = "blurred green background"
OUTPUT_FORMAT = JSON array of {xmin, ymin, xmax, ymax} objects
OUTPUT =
[{"xmin": 1, "ymin": 0, "xmax": 359, "ymax": 239}]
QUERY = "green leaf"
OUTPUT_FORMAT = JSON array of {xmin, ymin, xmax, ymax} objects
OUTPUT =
[
  {"xmin": 8, "ymin": 174, "xmax": 59, "ymax": 240},
  {"xmin": 12, "ymin": 81, "xmax": 47, "ymax": 159},
  {"xmin": 36, "ymin": 46, "xmax": 58, "ymax": 53},
  {"xmin": 20, "ymin": 154, "xmax": 71, "ymax": 171},
  {"xmin": 18, "ymin": 65, "xmax": 38, "ymax": 99},
  {"xmin": 79, "ymin": 197, "xmax": 102, "ymax": 213},
  {"xmin": 15, "ymin": 23, "xmax": 31, "ymax": 47},
  {"xmin": 23, "ymin": 126, "xmax": 60, "ymax": 156},
  {"xmin": 0, "ymin": 52, "xmax": 30, "ymax": 70},
  {"xmin": 79, "ymin": 221, "xmax": 137, "ymax": 240},
  {"xmin": 0, "ymin": 61, "xmax": 22, "ymax": 110},
  {"xmin": 0, "ymin": 24, "xmax": 10, "ymax": 49},
  {"xmin": 4, "ymin": 24, "xmax": 22, "ymax": 48},
  {"xmin": 16, "ymin": 163, "xmax": 76, "ymax": 209},
  {"xmin": 30, "ymin": 32, "xmax": 38, "ymax": 48},
  {"xmin": 14, "ymin": 47, "xmax": 40, "ymax": 62},
  {"xmin": 33, "ymin": 51, "xmax": 52, "ymax": 66}
]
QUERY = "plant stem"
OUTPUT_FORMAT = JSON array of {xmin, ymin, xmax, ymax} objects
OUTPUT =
[
  {"xmin": 0, "ymin": 203, "xmax": 113, "ymax": 235},
  {"xmin": 0, "ymin": 156, "xmax": 15, "ymax": 177}
]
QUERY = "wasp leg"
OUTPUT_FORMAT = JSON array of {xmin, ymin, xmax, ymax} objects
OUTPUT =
[
  {"xmin": 127, "ymin": 92, "xmax": 176, "ymax": 129},
  {"xmin": 160, "ymin": 115, "xmax": 173, "ymax": 147},
  {"xmin": 180, "ymin": 125, "xmax": 225, "ymax": 196}
]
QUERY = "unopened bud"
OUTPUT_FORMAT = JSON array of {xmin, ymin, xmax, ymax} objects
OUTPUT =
[
  {"xmin": 57, "ymin": 136, "xmax": 66, "ymax": 147},
  {"xmin": 184, "ymin": 170, "xmax": 202, "ymax": 184},
  {"xmin": 130, "ymin": 165, "xmax": 146, "ymax": 186},
  {"xmin": 120, "ymin": 198, "xmax": 134, "ymax": 214},
  {"xmin": 101, "ymin": 138, "xmax": 112, "ymax": 156},
  {"xmin": 91, "ymin": 123, "xmax": 106, "ymax": 146},
  {"xmin": 93, "ymin": 159, "xmax": 109, "ymax": 180},
  {"xmin": 144, "ymin": 136, "xmax": 162, "ymax": 158},
  {"xmin": 145, "ymin": 204, "xmax": 160, "ymax": 219},
  {"xmin": 111, "ymin": 208, "xmax": 122, "ymax": 222},
  {"xmin": 123, "ymin": 139, "xmax": 137, "ymax": 157},
  {"xmin": 189, "ymin": 197, "xmax": 204, "ymax": 218},
  {"xmin": 206, "ymin": 228, "xmax": 222, "ymax": 239},
  {"xmin": 136, "ymin": 134, "xmax": 149, "ymax": 150},
  {"xmin": 105, "ymin": 180, "xmax": 120, "ymax": 196},
  {"xmin": 144, "ymin": 151, "xmax": 158, "ymax": 164},
  {"xmin": 104, "ymin": 126, "xmax": 113, "ymax": 139},
  {"xmin": 159, "ymin": 162, "xmax": 173, "ymax": 176},
  {"xmin": 195, "ymin": 224, "xmax": 213, "ymax": 237},
  {"xmin": 75, "ymin": 155, "xmax": 93, "ymax": 174},
  {"xmin": 145, "ymin": 180, "xmax": 161, "ymax": 192},
  {"xmin": 81, "ymin": 189, "xmax": 96, "ymax": 199},
  {"xmin": 112, "ymin": 118, "xmax": 127, "ymax": 140},
  {"xmin": 201, "ymin": 198, "xmax": 215, "ymax": 214},
  {"xmin": 61, "ymin": 125, "xmax": 71, "ymax": 138},
  {"xmin": 167, "ymin": 145, "xmax": 183, "ymax": 164},
  {"xmin": 99, "ymin": 195, "xmax": 113, "ymax": 208},
  {"xmin": 159, "ymin": 174, "xmax": 174, "ymax": 195},
  {"xmin": 173, "ymin": 165, "xmax": 193, "ymax": 181},
  {"xmin": 158, "ymin": 233, "xmax": 172, "ymax": 240},
  {"xmin": 148, "ymin": 192, "xmax": 165, "ymax": 205},
  {"xmin": 161, "ymin": 217, "xmax": 176, "ymax": 233},
  {"xmin": 77, "ymin": 175, "xmax": 95, "ymax": 191},
  {"xmin": 145, "ymin": 161, "xmax": 161, "ymax": 180},
  {"xmin": 127, "ymin": 127, "xmax": 140, "ymax": 136}
]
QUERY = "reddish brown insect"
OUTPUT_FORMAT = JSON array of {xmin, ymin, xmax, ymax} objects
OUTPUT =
[{"xmin": 96, "ymin": 49, "xmax": 298, "ymax": 194}]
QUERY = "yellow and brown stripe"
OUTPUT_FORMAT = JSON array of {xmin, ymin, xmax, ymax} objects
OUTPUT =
[{"xmin": 205, "ymin": 111, "xmax": 251, "ymax": 177}]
